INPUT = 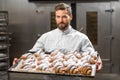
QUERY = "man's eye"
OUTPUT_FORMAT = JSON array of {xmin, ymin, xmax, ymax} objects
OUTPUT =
[
  {"xmin": 56, "ymin": 16, "xmax": 60, "ymax": 18},
  {"xmin": 62, "ymin": 16, "xmax": 67, "ymax": 18}
]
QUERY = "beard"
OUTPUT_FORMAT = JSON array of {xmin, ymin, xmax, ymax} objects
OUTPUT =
[{"xmin": 57, "ymin": 22, "xmax": 69, "ymax": 31}]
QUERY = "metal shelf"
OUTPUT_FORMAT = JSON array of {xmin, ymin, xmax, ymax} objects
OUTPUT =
[
  {"xmin": 0, "ymin": 23, "xmax": 7, "ymax": 26},
  {"xmin": 0, "ymin": 19, "xmax": 7, "ymax": 22},
  {"xmin": 0, "ymin": 57, "xmax": 8, "ymax": 61},
  {"xmin": 0, "ymin": 36, "xmax": 7, "ymax": 41},
  {"xmin": 0, "ymin": 43, "xmax": 10, "ymax": 50},
  {"xmin": 0, "ymin": 62, "xmax": 7, "ymax": 68},
  {"xmin": 0, "ymin": 53, "xmax": 8, "ymax": 60},
  {"xmin": 0, "ymin": 27, "xmax": 7, "ymax": 32},
  {"xmin": 0, "ymin": 32, "xmax": 10, "ymax": 35},
  {"xmin": 0, "ymin": 71, "xmax": 8, "ymax": 76},
  {"xmin": 0, "ymin": 11, "xmax": 9, "ymax": 80}
]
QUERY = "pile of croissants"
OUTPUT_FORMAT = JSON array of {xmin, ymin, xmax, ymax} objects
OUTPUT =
[{"xmin": 11, "ymin": 50, "xmax": 98, "ymax": 76}]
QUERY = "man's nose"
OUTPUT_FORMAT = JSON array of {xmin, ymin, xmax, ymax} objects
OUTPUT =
[{"xmin": 59, "ymin": 17, "xmax": 63, "ymax": 22}]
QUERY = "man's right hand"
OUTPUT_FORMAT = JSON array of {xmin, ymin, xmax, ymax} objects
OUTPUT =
[{"xmin": 12, "ymin": 58, "xmax": 18, "ymax": 65}]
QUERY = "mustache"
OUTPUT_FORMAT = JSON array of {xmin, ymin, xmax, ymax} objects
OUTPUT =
[{"xmin": 58, "ymin": 22, "xmax": 65, "ymax": 24}]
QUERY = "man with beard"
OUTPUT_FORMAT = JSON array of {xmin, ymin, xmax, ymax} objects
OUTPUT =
[
  {"xmin": 29, "ymin": 3, "xmax": 95, "ymax": 53},
  {"xmin": 29, "ymin": 2, "xmax": 102, "ymax": 73},
  {"xmin": 13, "ymin": 3, "xmax": 102, "ymax": 80}
]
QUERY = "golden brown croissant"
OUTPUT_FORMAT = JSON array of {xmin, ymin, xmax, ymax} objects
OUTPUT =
[{"xmin": 78, "ymin": 66, "xmax": 92, "ymax": 75}]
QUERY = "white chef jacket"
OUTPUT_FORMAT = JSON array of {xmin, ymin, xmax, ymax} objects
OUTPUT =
[{"xmin": 29, "ymin": 25, "xmax": 95, "ymax": 53}]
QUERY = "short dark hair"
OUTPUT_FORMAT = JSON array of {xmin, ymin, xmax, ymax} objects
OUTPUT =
[{"xmin": 55, "ymin": 3, "xmax": 72, "ymax": 15}]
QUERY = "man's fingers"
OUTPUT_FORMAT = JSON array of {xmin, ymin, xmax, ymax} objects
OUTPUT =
[
  {"xmin": 12, "ymin": 58, "xmax": 18, "ymax": 65},
  {"xmin": 96, "ymin": 62, "xmax": 102, "ymax": 72}
]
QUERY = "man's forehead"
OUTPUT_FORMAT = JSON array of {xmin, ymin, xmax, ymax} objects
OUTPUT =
[{"xmin": 55, "ymin": 10, "xmax": 69, "ymax": 15}]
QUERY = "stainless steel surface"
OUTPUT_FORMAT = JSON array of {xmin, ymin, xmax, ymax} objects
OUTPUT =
[
  {"xmin": 82, "ymin": 73, "xmax": 120, "ymax": 80},
  {"xmin": 110, "ymin": 2, "xmax": 120, "ymax": 73},
  {"xmin": 0, "ymin": 71, "xmax": 8, "ymax": 80}
]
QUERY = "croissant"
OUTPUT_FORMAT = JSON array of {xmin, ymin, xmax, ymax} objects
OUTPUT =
[
  {"xmin": 50, "ymin": 50, "xmax": 59, "ymax": 56},
  {"xmin": 78, "ymin": 66, "xmax": 92, "ymax": 75},
  {"xmin": 54, "ymin": 62, "xmax": 64, "ymax": 68},
  {"xmin": 20, "ymin": 64, "xmax": 32, "ymax": 70},
  {"xmin": 69, "ymin": 66, "xmax": 78, "ymax": 74},
  {"xmin": 36, "ymin": 63, "xmax": 49, "ymax": 71},
  {"xmin": 54, "ymin": 66, "xmax": 66, "ymax": 73},
  {"xmin": 89, "ymin": 57, "xmax": 97, "ymax": 64},
  {"xmin": 66, "ymin": 63, "xmax": 78, "ymax": 74},
  {"xmin": 75, "ymin": 53, "xmax": 82, "ymax": 59},
  {"xmin": 20, "ymin": 53, "xmax": 32, "ymax": 60}
]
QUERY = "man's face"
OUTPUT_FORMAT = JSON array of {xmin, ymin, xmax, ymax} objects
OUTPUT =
[{"xmin": 55, "ymin": 10, "xmax": 72, "ymax": 31}]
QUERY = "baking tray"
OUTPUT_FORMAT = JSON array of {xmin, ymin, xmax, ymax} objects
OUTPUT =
[
  {"xmin": 9, "ymin": 62, "xmax": 96, "ymax": 76},
  {"xmin": 8, "ymin": 70, "xmax": 95, "ymax": 80},
  {"xmin": 8, "ymin": 64, "xmax": 96, "ymax": 80}
]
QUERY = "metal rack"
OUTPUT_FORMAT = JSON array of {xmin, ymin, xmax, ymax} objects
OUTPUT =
[{"xmin": 0, "ymin": 11, "xmax": 9, "ymax": 80}]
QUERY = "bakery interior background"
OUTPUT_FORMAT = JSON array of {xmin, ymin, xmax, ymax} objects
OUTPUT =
[{"xmin": 0, "ymin": 0, "xmax": 120, "ymax": 80}]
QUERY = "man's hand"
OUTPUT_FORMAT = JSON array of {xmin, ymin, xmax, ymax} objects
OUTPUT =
[
  {"xmin": 96, "ymin": 56, "xmax": 102, "ymax": 72},
  {"xmin": 12, "ymin": 58, "xmax": 18, "ymax": 65}
]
